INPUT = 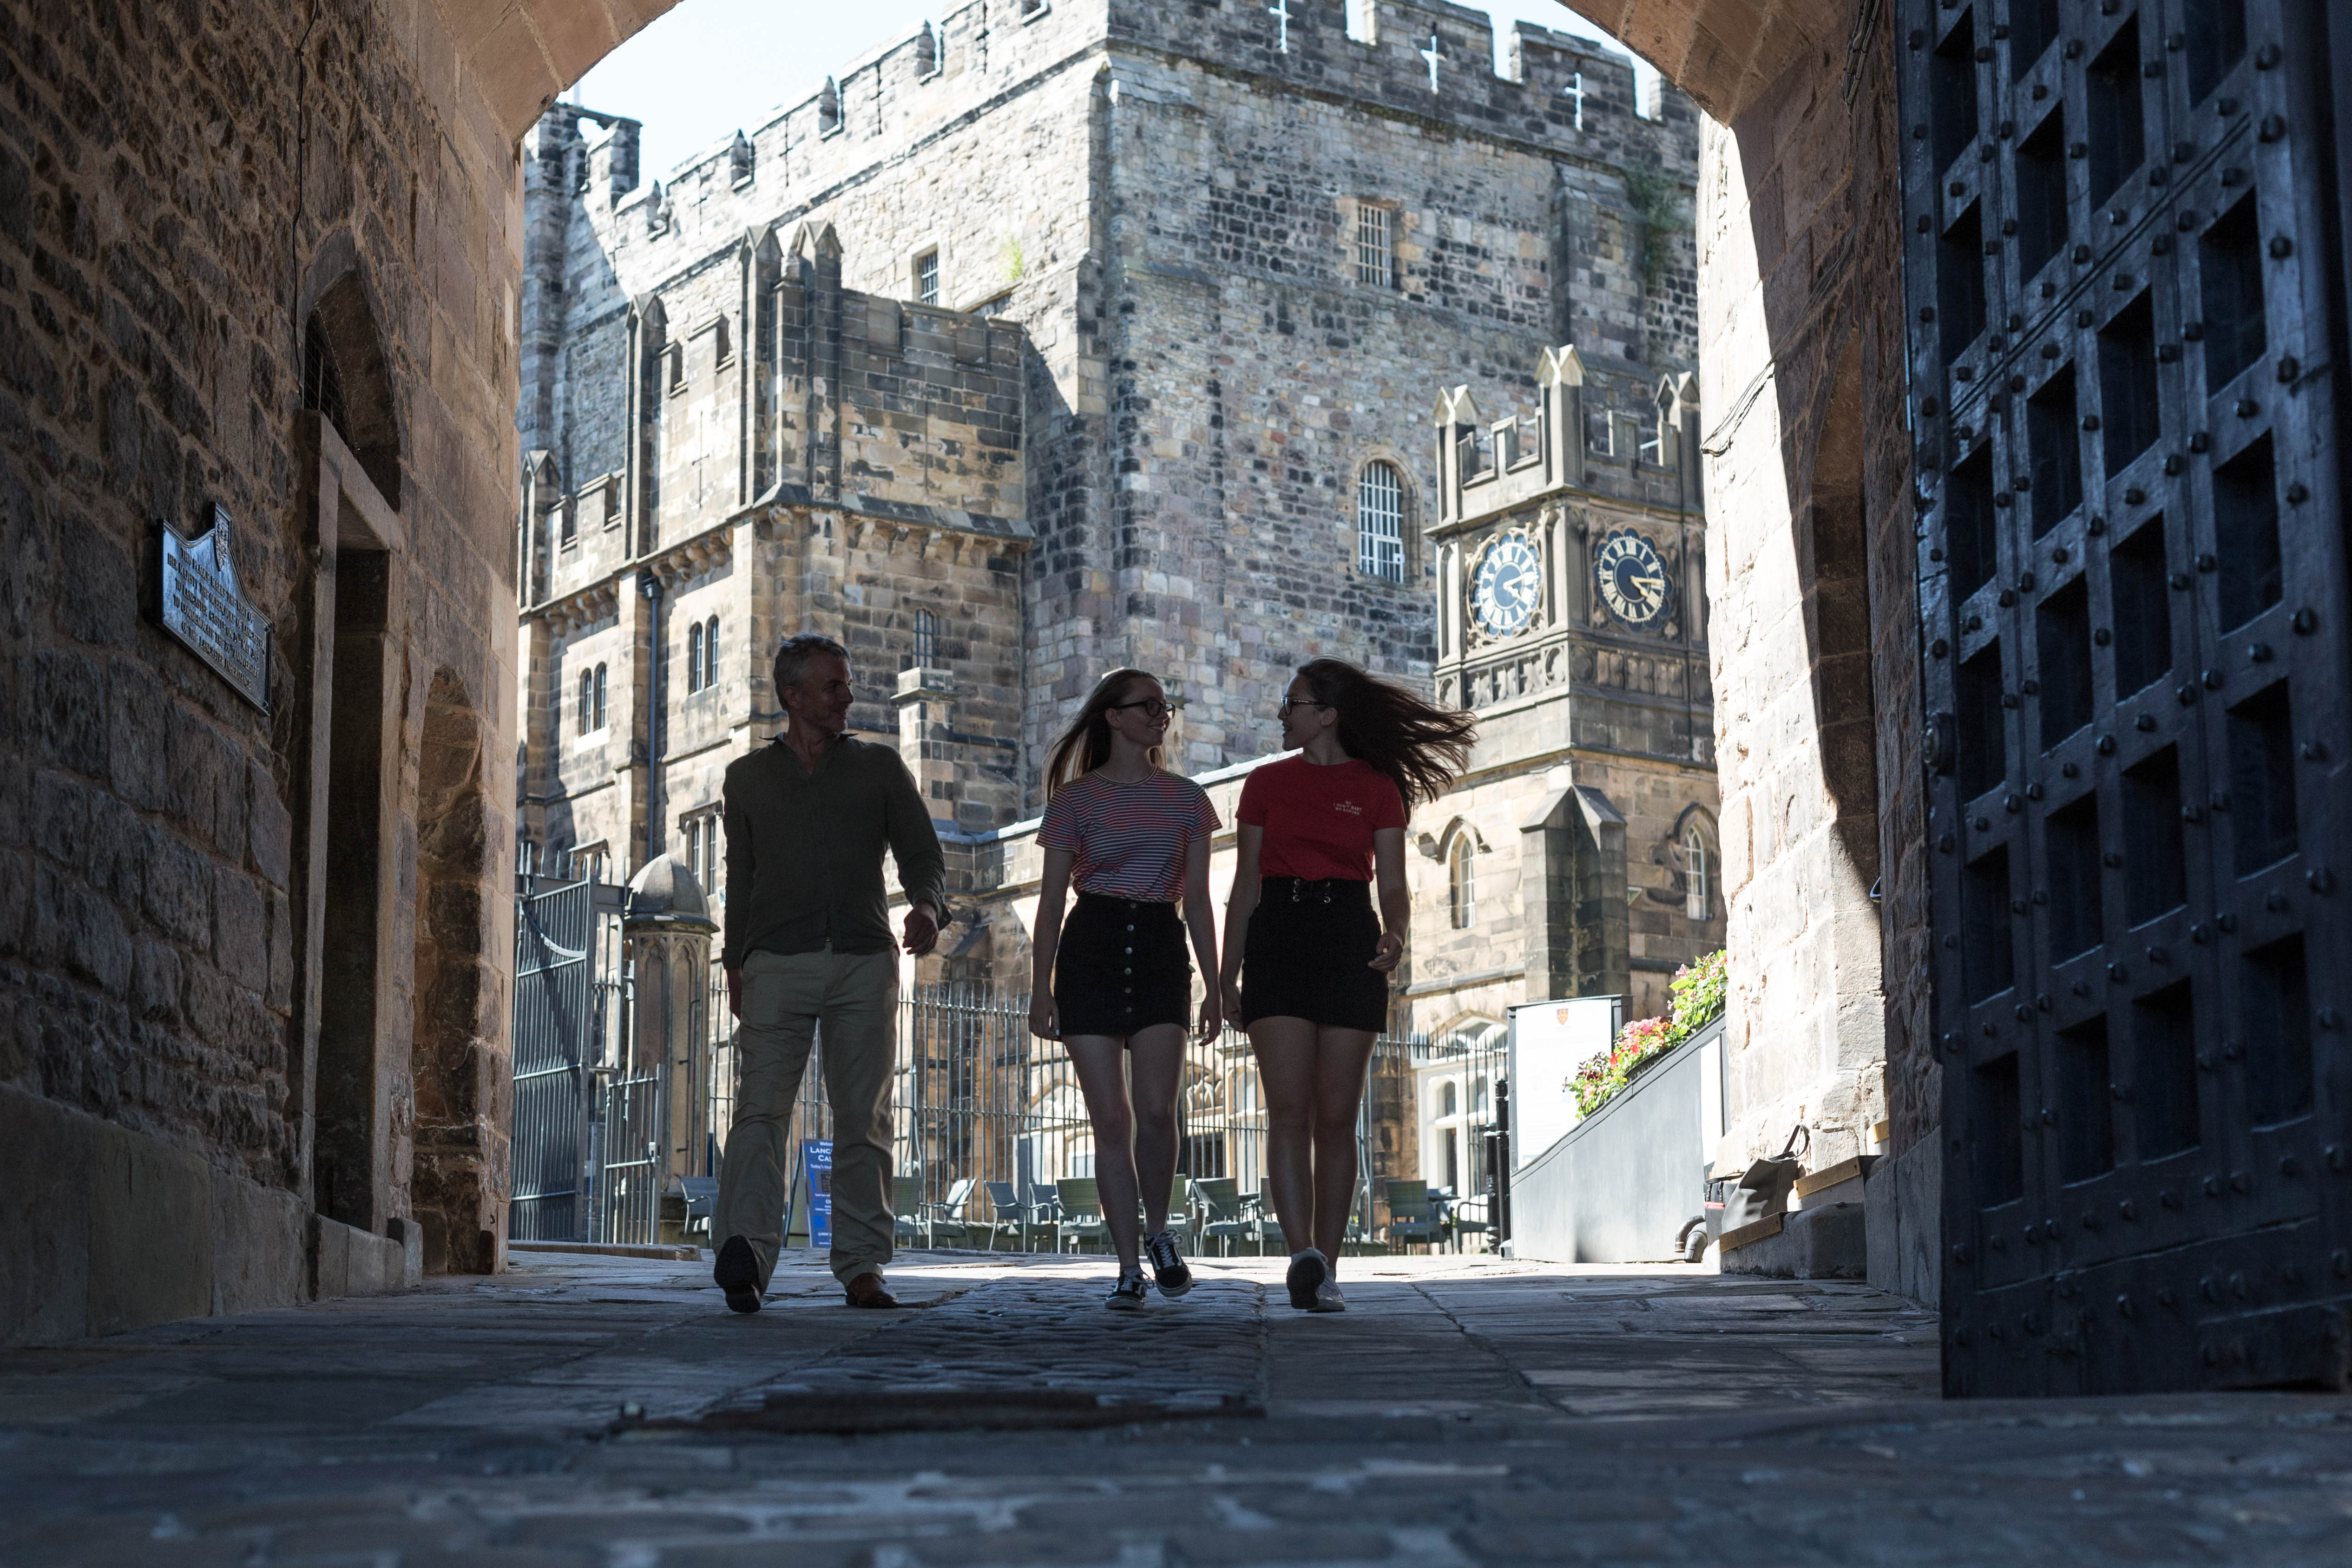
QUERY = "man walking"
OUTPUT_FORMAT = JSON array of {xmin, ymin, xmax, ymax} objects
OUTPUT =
[{"xmin": 713, "ymin": 633, "xmax": 944, "ymax": 1312}]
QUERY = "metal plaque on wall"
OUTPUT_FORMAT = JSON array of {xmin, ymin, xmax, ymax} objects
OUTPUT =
[{"xmin": 159, "ymin": 505, "xmax": 271, "ymax": 712}]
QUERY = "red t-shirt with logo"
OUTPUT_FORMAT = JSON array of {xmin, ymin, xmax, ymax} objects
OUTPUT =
[{"xmin": 1236, "ymin": 755, "xmax": 1408, "ymax": 882}]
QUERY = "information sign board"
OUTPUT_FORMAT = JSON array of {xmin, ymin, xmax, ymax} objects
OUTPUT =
[{"xmin": 158, "ymin": 505, "xmax": 270, "ymax": 711}]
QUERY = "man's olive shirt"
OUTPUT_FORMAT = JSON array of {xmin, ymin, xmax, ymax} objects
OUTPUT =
[{"xmin": 721, "ymin": 732, "xmax": 947, "ymax": 968}]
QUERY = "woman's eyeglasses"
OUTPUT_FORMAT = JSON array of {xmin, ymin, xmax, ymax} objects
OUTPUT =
[
  {"xmin": 1275, "ymin": 697, "xmax": 1330, "ymax": 714},
  {"xmin": 1111, "ymin": 699, "xmax": 1174, "ymax": 719}
]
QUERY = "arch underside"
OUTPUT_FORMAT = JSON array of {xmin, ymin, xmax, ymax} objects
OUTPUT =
[{"xmin": 466, "ymin": 0, "xmax": 1836, "ymax": 141}]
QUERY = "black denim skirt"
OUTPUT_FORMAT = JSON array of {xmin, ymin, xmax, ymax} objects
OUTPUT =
[
  {"xmin": 1053, "ymin": 893, "xmax": 1192, "ymax": 1038},
  {"xmin": 1239, "ymin": 877, "xmax": 1392, "ymax": 1032}
]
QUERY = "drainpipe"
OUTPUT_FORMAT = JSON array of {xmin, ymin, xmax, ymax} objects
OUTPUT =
[{"xmin": 642, "ymin": 570, "xmax": 665, "ymax": 866}]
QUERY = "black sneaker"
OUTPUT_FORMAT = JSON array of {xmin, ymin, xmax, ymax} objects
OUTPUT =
[
  {"xmin": 1106, "ymin": 1268, "xmax": 1150, "ymax": 1312},
  {"xmin": 1285, "ymin": 1249, "xmax": 1327, "ymax": 1311},
  {"xmin": 1143, "ymin": 1228, "xmax": 1193, "ymax": 1298},
  {"xmin": 714, "ymin": 1235, "xmax": 763, "ymax": 1314}
]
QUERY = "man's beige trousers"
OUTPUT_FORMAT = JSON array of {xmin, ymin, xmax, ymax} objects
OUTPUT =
[{"xmin": 715, "ymin": 947, "xmax": 898, "ymax": 1288}]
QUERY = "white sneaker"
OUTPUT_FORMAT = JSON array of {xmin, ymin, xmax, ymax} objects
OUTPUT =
[{"xmin": 1309, "ymin": 1278, "xmax": 1346, "ymax": 1313}]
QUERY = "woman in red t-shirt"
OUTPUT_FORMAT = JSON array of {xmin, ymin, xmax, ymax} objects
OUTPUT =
[
  {"xmin": 1219, "ymin": 658, "xmax": 1474, "ymax": 1313},
  {"xmin": 1029, "ymin": 669, "xmax": 1223, "ymax": 1310}
]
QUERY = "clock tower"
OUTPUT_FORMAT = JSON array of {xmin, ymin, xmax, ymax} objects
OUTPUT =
[{"xmin": 1405, "ymin": 346, "xmax": 1722, "ymax": 1033}]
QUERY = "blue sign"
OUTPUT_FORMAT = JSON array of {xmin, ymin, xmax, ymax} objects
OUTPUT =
[{"xmin": 803, "ymin": 1140, "xmax": 833, "ymax": 1250}]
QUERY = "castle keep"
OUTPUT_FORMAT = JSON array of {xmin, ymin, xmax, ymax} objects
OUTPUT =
[{"xmin": 515, "ymin": 0, "xmax": 1703, "ymax": 888}]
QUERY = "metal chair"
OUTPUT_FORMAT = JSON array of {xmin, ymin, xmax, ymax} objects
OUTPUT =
[
  {"xmin": 893, "ymin": 1175, "xmax": 925, "ymax": 1245},
  {"xmin": 679, "ymin": 1176, "xmax": 717, "ymax": 1239},
  {"xmin": 926, "ymin": 1176, "xmax": 979, "ymax": 1248},
  {"xmin": 1154, "ymin": 1173, "xmax": 1191, "ymax": 1244},
  {"xmin": 1445, "ymin": 1189, "xmax": 1492, "ymax": 1254},
  {"xmin": 1384, "ymin": 1178, "xmax": 1445, "ymax": 1254},
  {"xmin": 1055, "ymin": 1177, "xmax": 1108, "ymax": 1253},
  {"xmin": 1195, "ymin": 1177, "xmax": 1247, "ymax": 1257},
  {"xmin": 1247, "ymin": 1187, "xmax": 1291, "ymax": 1256},
  {"xmin": 982, "ymin": 1180, "xmax": 1034, "ymax": 1252}
]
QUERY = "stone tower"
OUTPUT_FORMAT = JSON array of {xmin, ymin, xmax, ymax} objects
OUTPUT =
[{"xmin": 515, "ymin": 0, "xmax": 1702, "ymax": 851}]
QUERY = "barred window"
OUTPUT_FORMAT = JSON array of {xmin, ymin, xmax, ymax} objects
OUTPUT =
[
  {"xmin": 1354, "ymin": 203, "xmax": 1393, "ymax": 289},
  {"xmin": 576, "ymin": 669, "xmax": 593, "ymax": 737},
  {"xmin": 703, "ymin": 617, "xmax": 719, "ymax": 689},
  {"xmin": 593, "ymin": 663, "xmax": 608, "ymax": 731},
  {"xmin": 685, "ymin": 620, "xmax": 704, "ymax": 694},
  {"xmin": 1450, "ymin": 836, "xmax": 1477, "ymax": 929},
  {"xmin": 913, "ymin": 608, "xmax": 939, "ymax": 668},
  {"xmin": 914, "ymin": 249, "xmax": 940, "ymax": 307},
  {"xmin": 1357, "ymin": 460, "xmax": 1405, "ymax": 582}
]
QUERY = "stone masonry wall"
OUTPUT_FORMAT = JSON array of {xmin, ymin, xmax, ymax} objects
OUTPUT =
[
  {"xmin": 2, "ymin": 0, "xmax": 526, "ymax": 1341},
  {"xmin": 515, "ymin": 0, "xmax": 1702, "ymax": 822},
  {"xmin": 1692, "ymin": 5, "xmax": 1930, "ymax": 1302}
]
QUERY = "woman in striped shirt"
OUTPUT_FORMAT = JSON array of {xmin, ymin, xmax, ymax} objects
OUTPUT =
[{"xmin": 1030, "ymin": 669, "xmax": 1223, "ymax": 1309}]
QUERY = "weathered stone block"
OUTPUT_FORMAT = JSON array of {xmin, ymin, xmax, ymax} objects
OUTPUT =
[
  {"xmin": 0, "ymin": 1084, "xmax": 94, "ymax": 1347},
  {"xmin": 210, "ymin": 1171, "xmax": 306, "ymax": 1317},
  {"xmin": 140, "ymin": 824, "xmax": 212, "ymax": 948},
  {"xmin": 87, "ymin": 1119, "xmax": 213, "ymax": 1337},
  {"xmin": 213, "ymin": 867, "xmax": 268, "ymax": 993}
]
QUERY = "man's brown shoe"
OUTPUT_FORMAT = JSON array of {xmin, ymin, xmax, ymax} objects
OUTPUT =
[{"xmin": 843, "ymin": 1272, "xmax": 900, "ymax": 1308}]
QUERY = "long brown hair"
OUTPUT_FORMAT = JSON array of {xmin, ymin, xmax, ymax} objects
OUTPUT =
[
  {"xmin": 1044, "ymin": 668, "xmax": 1163, "ymax": 798},
  {"xmin": 1295, "ymin": 658, "xmax": 1476, "ymax": 809}
]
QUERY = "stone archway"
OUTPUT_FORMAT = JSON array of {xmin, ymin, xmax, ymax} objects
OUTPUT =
[{"xmin": 454, "ymin": 0, "xmax": 1932, "ymax": 1291}]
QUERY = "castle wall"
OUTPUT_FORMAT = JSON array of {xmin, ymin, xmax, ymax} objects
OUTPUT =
[
  {"xmin": 3, "ymin": 0, "xmax": 529, "ymax": 1342},
  {"xmin": 517, "ymin": 0, "xmax": 1704, "ymax": 827}
]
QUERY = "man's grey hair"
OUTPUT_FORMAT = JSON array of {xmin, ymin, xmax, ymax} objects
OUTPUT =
[{"xmin": 772, "ymin": 632, "xmax": 850, "ymax": 695}]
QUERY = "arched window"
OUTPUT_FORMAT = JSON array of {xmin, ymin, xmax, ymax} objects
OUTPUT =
[
  {"xmin": 1357, "ymin": 460, "xmax": 1405, "ymax": 582},
  {"xmin": 576, "ymin": 670, "xmax": 592, "ymax": 737},
  {"xmin": 1686, "ymin": 824, "xmax": 1712, "ymax": 919},
  {"xmin": 593, "ymin": 663, "xmax": 608, "ymax": 731},
  {"xmin": 704, "ymin": 617, "xmax": 720, "ymax": 689},
  {"xmin": 1449, "ymin": 835, "xmax": 1476, "ymax": 929},
  {"xmin": 1439, "ymin": 1080, "xmax": 1458, "ymax": 1117},
  {"xmin": 685, "ymin": 620, "xmax": 704, "ymax": 693}
]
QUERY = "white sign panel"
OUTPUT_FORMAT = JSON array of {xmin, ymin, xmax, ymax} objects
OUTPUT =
[{"xmin": 1507, "ymin": 994, "xmax": 1622, "ymax": 1171}]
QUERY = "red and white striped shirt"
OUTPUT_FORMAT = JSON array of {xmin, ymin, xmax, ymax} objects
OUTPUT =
[{"xmin": 1038, "ymin": 771, "xmax": 1222, "ymax": 901}]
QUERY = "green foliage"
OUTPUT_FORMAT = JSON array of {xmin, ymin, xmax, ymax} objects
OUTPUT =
[
  {"xmin": 1568, "ymin": 949, "xmax": 1727, "ymax": 1119},
  {"xmin": 1000, "ymin": 236, "xmax": 1027, "ymax": 286},
  {"xmin": 1620, "ymin": 163, "xmax": 1688, "ymax": 293}
]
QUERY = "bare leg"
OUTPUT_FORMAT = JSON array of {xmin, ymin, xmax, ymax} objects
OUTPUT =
[
  {"xmin": 1309, "ymin": 1026, "xmax": 1378, "ymax": 1268},
  {"xmin": 1066, "ymin": 1036, "xmax": 1141, "ymax": 1270},
  {"xmin": 1126, "ymin": 1023, "xmax": 1188, "ymax": 1233},
  {"xmin": 1248, "ymin": 1016, "xmax": 1321, "ymax": 1254}
]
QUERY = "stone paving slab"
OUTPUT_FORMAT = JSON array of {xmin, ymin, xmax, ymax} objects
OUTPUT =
[{"xmin": 3, "ymin": 1251, "xmax": 2351, "ymax": 1564}]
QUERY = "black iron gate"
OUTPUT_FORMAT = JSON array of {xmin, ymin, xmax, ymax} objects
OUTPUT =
[{"xmin": 1904, "ymin": 0, "xmax": 2351, "ymax": 1395}]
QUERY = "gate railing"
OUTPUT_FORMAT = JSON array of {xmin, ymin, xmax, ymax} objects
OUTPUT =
[
  {"xmin": 688, "ymin": 973, "xmax": 1508, "ymax": 1248},
  {"xmin": 515, "ymin": 905, "xmax": 1511, "ymax": 1250}
]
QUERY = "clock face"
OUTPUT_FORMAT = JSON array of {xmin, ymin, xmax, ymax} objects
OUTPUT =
[
  {"xmin": 1472, "ymin": 536, "xmax": 1543, "ymax": 637},
  {"xmin": 1594, "ymin": 530, "xmax": 1671, "ymax": 627}
]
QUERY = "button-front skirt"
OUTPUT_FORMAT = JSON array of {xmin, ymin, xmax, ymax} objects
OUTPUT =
[{"xmin": 1052, "ymin": 893, "xmax": 1192, "ymax": 1038}]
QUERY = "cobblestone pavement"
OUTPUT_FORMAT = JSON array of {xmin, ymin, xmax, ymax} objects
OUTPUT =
[{"xmin": 5, "ymin": 1250, "xmax": 2351, "ymax": 1564}]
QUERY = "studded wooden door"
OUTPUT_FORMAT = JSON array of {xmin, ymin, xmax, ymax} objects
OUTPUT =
[{"xmin": 1904, "ymin": 0, "xmax": 2352, "ymax": 1396}]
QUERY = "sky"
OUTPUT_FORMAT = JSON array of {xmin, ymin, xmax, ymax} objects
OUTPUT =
[{"xmin": 572, "ymin": 0, "xmax": 1664, "ymax": 184}]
